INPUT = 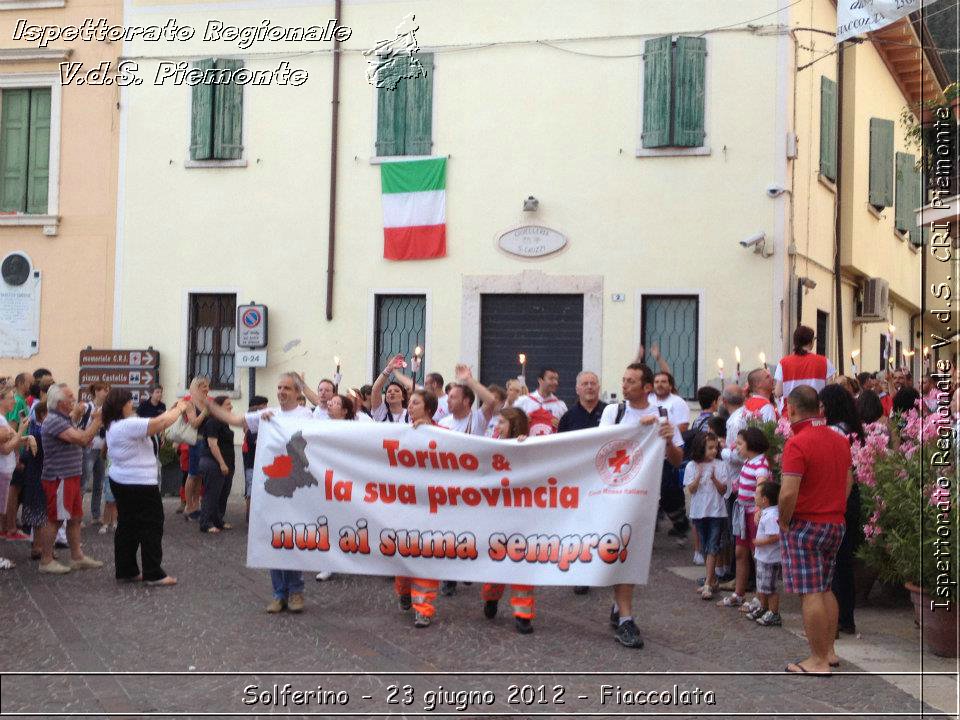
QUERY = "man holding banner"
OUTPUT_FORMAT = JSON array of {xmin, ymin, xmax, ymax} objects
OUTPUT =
[
  {"xmin": 206, "ymin": 372, "xmax": 315, "ymax": 614},
  {"xmin": 600, "ymin": 362, "xmax": 684, "ymax": 649},
  {"xmin": 238, "ymin": 365, "xmax": 672, "ymax": 639}
]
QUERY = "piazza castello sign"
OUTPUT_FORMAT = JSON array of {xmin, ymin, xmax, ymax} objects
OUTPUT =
[{"xmin": 497, "ymin": 225, "xmax": 568, "ymax": 259}]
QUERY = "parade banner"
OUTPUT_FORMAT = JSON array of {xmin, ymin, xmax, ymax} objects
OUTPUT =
[
  {"xmin": 837, "ymin": 0, "xmax": 939, "ymax": 43},
  {"xmin": 246, "ymin": 418, "xmax": 665, "ymax": 585}
]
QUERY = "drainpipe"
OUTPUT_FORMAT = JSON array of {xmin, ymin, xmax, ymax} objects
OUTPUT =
[
  {"xmin": 325, "ymin": 0, "xmax": 343, "ymax": 321},
  {"xmin": 833, "ymin": 40, "xmax": 846, "ymax": 375}
]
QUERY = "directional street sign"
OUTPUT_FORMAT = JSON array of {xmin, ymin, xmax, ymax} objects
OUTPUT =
[
  {"xmin": 79, "ymin": 369, "xmax": 157, "ymax": 386},
  {"xmin": 79, "ymin": 349, "xmax": 159, "ymax": 368},
  {"xmin": 78, "ymin": 348, "xmax": 160, "ymax": 403}
]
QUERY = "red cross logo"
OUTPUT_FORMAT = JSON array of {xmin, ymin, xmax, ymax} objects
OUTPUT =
[{"xmin": 608, "ymin": 449, "xmax": 631, "ymax": 474}]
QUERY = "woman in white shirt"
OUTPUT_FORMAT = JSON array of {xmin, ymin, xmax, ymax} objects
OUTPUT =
[{"xmin": 103, "ymin": 388, "xmax": 189, "ymax": 586}]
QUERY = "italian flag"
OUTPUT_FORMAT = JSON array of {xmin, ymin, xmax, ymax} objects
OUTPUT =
[{"xmin": 380, "ymin": 157, "xmax": 446, "ymax": 260}]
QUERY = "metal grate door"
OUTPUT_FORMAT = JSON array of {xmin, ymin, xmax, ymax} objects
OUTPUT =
[
  {"xmin": 187, "ymin": 293, "xmax": 236, "ymax": 390},
  {"xmin": 641, "ymin": 295, "xmax": 699, "ymax": 400},
  {"xmin": 374, "ymin": 295, "xmax": 426, "ymax": 384}
]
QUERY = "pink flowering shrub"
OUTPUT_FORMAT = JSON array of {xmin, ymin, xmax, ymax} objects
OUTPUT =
[{"xmin": 856, "ymin": 402, "xmax": 958, "ymax": 594}]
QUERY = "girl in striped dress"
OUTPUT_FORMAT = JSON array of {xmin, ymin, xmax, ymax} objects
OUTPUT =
[{"xmin": 717, "ymin": 427, "xmax": 770, "ymax": 609}]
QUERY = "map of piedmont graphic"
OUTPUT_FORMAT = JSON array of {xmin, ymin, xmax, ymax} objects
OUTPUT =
[{"xmin": 260, "ymin": 432, "xmax": 319, "ymax": 498}]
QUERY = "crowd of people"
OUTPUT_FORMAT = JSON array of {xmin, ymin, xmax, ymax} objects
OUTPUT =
[{"xmin": 0, "ymin": 324, "xmax": 955, "ymax": 672}]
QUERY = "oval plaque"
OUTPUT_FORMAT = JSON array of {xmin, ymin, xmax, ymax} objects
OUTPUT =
[{"xmin": 497, "ymin": 225, "xmax": 567, "ymax": 259}]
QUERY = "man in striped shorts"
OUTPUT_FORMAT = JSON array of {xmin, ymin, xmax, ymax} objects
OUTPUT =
[{"xmin": 778, "ymin": 385, "xmax": 852, "ymax": 676}]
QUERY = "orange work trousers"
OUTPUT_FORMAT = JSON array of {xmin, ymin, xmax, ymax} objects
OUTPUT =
[
  {"xmin": 394, "ymin": 576, "xmax": 439, "ymax": 617},
  {"xmin": 481, "ymin": 583, "xmax": 535, "ymax": 619}
]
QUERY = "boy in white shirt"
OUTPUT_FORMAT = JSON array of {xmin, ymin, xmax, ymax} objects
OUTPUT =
[{"xmin": 750, "ymin": 481, "xmax": 782, "ymax": 627}]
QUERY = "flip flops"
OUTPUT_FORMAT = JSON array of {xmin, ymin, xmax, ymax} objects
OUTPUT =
[{"xmin": 784, "ymin": 661, "xmax": 832, "ymax": 678}]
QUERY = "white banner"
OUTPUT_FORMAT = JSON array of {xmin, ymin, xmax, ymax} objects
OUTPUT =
[
  {"xmin": 246, "ymin": 418, "xmax": 665, "ymax": 586},
  {"xmin": 837, "ymin": 0, "xmax": 940, "ymax": 43}
]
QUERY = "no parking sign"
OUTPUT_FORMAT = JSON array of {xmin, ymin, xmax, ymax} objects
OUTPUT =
[{"xmin": 237, "ymin": 303, "xmax": 268, "ymax": 349}]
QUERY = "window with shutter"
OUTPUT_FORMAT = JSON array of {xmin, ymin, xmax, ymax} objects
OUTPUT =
[
  {"xmin": 0, "ymin": 88, "xmax": 51, "ymax": 214},
  {"xmin": 190, "ymin": 59, "xmax": 243, "ymax": 162},
  {"xmin": 642, "ymin": 36, "xmax": 706, "ymax": 150},
  {"xmin": 894, "ymin": 152, "xmax": 915, "ymax": 234},
  {"xmin": 213, "ymin": 59, "xmax": 244, "ymax": 160},
  {"xmin": 0, "ymin": 89, "xmax": 30, "ymax": 212},
  {"xmin": 376, "ymin": 53, "xmax": 432, "ymax": 156},
  {"xmin": 869, "ymin": 118, "xmax": 894, "ymax": 209},
  {"xmin": 819, "ymin": 77, "xmax": 838, "ymax": 181},
  {"xmin": 26, "ymin": 88, "xmax": 50, "ymax": 215},
  {"xmin": 673, "ymin": 36, "xmax": 706, "ymax": 148},
  {"xmin": 642, "ymin": 36, "xmax": 672, "ymax": 148}
]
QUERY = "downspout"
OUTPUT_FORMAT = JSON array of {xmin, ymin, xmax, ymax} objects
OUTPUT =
[
  {"xmin": 833, "ymin": 40, "xmax": 846, "ymax": 375},
  {"xmin": 325, "ymin": 0, "xmax": 343, "ymax": 321}
]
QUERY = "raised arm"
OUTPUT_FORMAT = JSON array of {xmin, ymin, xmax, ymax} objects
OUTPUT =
[
  {"xmin": 146, "ymin": 400, "xmax": 190, "ymax": 437},
  {"xmin": 371, "ymin": 354, "xmax": 406, "ymax": 411},
  {"xmin": 204, "ymin": 396, "xmax": 248, "ymax": 429},
  {"xmin": 56, "ymin": 411, "xmax": 103, "ymax": 447},
  {"xmin": 296, "ymin": 373, "xmax": 322, "ymax": 407},
  {"xmin": 649, "ymin": 343, "xmax": 672, "ymax": 375},
  {"xmin": 455, "ymin": 364, "xmax": 496, "ymax": 421}
]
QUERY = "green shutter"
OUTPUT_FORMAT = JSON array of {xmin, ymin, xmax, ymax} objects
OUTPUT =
[
  {"xmin": 869, "ymin": 118, "xmax": 894, "ymax": 208},
  {"xmin": 894, "ymin": 152, "xmax": 913, "ymax": 233},
  {"xmin": 26, "ymin": 88, "xmax": 50, "ymax": 214},
  {"xmin": 673, "ymin": 36, "xmax": 706, "ymax": 148},
  {"xmin": 0, "ymin": 89, "xmax": 30, "ymax": 212},
  {"xmin": 376, "ymin": 55, "xmax": 407, "ymax": 156},
  {"xmin": 642, "ymin": 36, "xmax": 672, "ymax": 148},
  {"xmin": 190, "ymin": 58, "xmax": 215, "ymax": 161},
  {"xmin": 910, "ymin": 166, "xmax": 926, "ymax": 247},
  {"xmin": 403, "ymin": 53, "xmax": 433, "ymax": 156},
  {"xmin": 819, "ymin": 76, "xmax": 838, "ymax": 181},
  {"xmin": 213, "ymin": 59, "xmax": 243, "ymax": 160}
]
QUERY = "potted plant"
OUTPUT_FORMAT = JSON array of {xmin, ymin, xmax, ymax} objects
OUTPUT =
[{"xmin": 856, "ymin": 407, "xmax": 958, "ymax": 657}]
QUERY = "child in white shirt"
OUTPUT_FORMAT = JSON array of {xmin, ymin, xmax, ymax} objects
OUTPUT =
[
  {"xmin": 682, "ymin": 432, "xmax": 727, "ymax": 600},
  {"xmin": 750, "ymin": 481, "xmax": 782, "ymax": 626}
]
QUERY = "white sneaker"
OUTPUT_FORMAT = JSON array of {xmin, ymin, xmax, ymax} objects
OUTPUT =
[
  {"xmin": 56, "ymin": 526, "xmax": 67, "ymax": 545},
  {"xmin": 315, "ymin": 571, "xmax": 333, "ymax": 581},
  {"xmin": 693, "ymin": 551, "xmax": 705, "ymax": 565},
  {"xmin": 98, "ymin": 525, "xmax": 108, "ymax": 535}
]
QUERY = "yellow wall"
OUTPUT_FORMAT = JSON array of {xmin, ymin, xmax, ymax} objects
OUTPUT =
[
  {"xmin": 789, "ymin": 0, "xmax": 924, "ymax": 375},
  {"xmin": 0, "ymin": 0, "xmax": 121, "ymax": 384},
  {"xmin": 116, "ymin": 1, "xmax": 787, "ymax": 399}
]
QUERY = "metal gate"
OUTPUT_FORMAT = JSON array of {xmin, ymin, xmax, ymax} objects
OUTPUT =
[
  {"xmin": 374, "ymin": 295, "xmax": 426, "ymax": 385},
  {"xmin": 641, "ymin": 295, "xmax": 699, "ymax": 400},
  {"xmin": 187, "ymin": 293, "xmax": 236, "ymax": 390},
  {"xmin": 479, "ymin": 294, "xmax": 584, "ymax": 406}
]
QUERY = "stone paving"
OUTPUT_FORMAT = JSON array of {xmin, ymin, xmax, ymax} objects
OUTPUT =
[{"xmin": 0, "ymin": 497, "xmax": 951, "ymax": 719}]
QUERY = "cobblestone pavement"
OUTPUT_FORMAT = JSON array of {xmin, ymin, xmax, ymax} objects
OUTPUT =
[{"xmin": 0, "ymin": 497, "xmax": 949, "ymax": 719}]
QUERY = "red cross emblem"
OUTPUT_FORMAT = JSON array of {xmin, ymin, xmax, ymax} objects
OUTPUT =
[{"xmin": 608, "ymin": 449, "xmax": 631, "ymax": 474}]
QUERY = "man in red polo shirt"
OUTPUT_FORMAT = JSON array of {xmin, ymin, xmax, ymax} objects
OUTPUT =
[{"xmin": 778, "ymin": 385, "xmax": 852, "ymax": 676}]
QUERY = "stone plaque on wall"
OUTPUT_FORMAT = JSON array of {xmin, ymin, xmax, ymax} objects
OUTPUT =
[{"xmin": 0, "ymin": 252, "xmax": 40, "ymax": 359}]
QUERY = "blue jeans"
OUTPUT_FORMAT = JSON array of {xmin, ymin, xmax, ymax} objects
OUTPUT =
[
  {"xmin": 82, "ymin": 448, "xmax": 106, "ymax": 521},
  {"xmin": 270, "ymin": 570, "xmax": 304, "ymax": 600}
]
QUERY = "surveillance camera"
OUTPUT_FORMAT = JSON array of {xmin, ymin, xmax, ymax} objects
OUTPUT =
[
  {"xmin": 740, "ymin": 232, "xmax": 765, "ymax": 248},
  {"xmin": 766, "ymin": 184, "xmax": 787, "ymax": 198}
]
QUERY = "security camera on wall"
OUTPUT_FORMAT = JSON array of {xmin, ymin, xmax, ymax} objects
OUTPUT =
[{"xmin": 740, "ymin": 232, "xmax": 765, "ymax": 249}]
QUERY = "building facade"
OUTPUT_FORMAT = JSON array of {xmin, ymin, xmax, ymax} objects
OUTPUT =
[
  {"xmin": 112, "ymin": 0, "xmax": 948, "ymax": 405},
  {"xmin": 0, "ymin": 0, "xmax": 122, "ymax": 382}
]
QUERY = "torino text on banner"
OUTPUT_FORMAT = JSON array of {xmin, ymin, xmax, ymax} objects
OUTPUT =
[{"xmin": 246, "ymin": 418, "xmax": 665, "ymax": 586}]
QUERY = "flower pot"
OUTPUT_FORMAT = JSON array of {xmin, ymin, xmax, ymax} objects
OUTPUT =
[{"xmin": 906, "ymin": 582, "xmax": 958, "ymax": 658}]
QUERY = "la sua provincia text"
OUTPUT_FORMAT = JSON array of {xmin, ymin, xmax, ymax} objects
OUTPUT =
[{"xmin": 12, "ymin": 18, "xmax": 355, "ymax": 87}]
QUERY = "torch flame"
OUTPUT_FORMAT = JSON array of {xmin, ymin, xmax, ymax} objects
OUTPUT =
[
  {"xmin": 734, "ymin": 347, "xmax": 741, "ymax": 363},
  {"xmin": 519, "ymin": 353, "xmax": 526, "ymax": 364}
]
